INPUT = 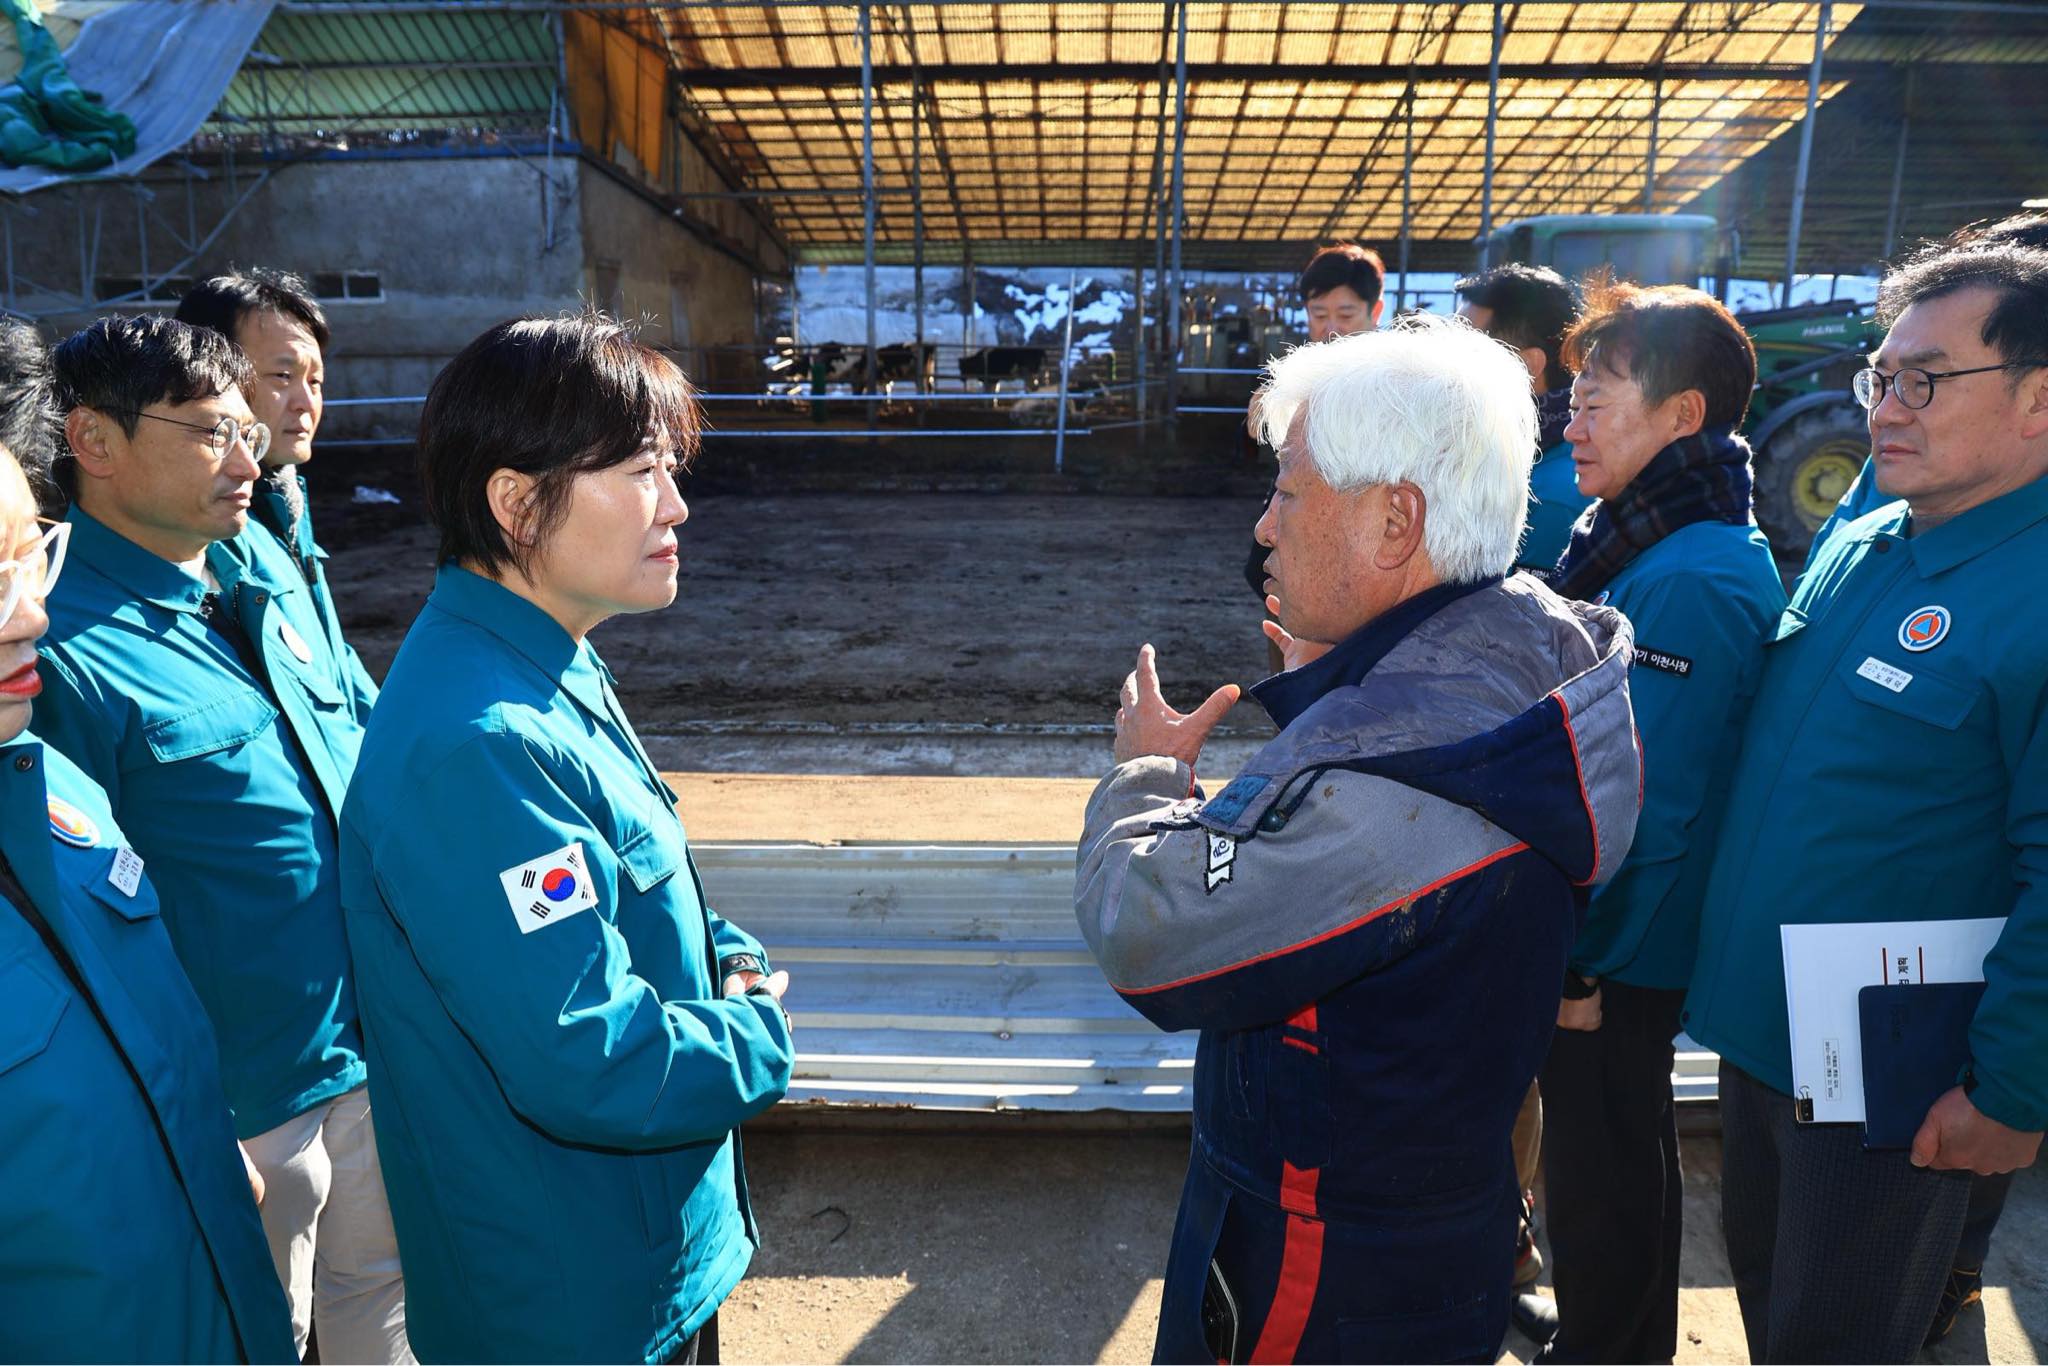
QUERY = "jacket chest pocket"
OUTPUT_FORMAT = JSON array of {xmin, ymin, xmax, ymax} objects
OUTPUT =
[
  {"xmin": 142, "ymin": 688, "xmax": 278, "ymax": 763},
  {"xmin": 80, "ymin": 852, "xmax": 164, "ymax": 923},
  {"xmin": 0, "ymin": 954, "xmax": 68, "ymax": 1079},
  {"xmin": 1839, "ymin": 655, "xmax": 1979, "ymax": 732},
  {"xmin": 613, "ymin": 791, "xmax": 686, "ymax": 895}
]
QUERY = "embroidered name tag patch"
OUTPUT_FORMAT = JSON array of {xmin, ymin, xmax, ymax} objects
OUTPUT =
[
  {"xmin": 1632, "ymin": 647, "xmax": 1694, "ymax": 678},
  {"xmin": 1205, "ymin": 834, "xmax": 1238, "ymax": 894},
  {"xmin": 108, "ymin": 847, "xmax": 145, "ymax": 898},
  {"xmin": 1856, "ymin": 656, "xmax": 1912, "ymax": 693},
  {"xmin": 498, "ymin": 842, "xmax": 600, "ymax": 934}
]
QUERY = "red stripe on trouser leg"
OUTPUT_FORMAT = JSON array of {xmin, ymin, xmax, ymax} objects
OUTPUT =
[{"xmin": 1251, "ymin": 1163, "xmax": 1324, "ymax": 1364}]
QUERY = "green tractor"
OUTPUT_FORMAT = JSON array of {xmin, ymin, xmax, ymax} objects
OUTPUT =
[{"xmin": 1486, "ymin": 214, "xmax": 1877, "ymax": 556}]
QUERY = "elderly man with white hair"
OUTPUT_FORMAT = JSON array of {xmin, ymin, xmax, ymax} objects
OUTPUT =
[{"xmin": 1076, "ymin": 315, "xmax": 1643, "ymax": 1365}]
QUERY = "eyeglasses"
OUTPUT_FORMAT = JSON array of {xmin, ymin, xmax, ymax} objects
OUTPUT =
[
  {"xmin": 113, "ymin": 410, "xmax": 271, "ymax": 464},
  {"xmin": 0, "ymin": 519, "xmax": 70, "ymax": 631},
  {"xmin": 1852, "ymin": 360, "xmax": 2048, "ymax": 412}
]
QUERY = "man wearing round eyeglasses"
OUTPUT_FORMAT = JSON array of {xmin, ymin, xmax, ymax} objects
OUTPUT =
[
  {"xmin": 1803, "ymin": 213, "xmax": 2048, "ymax": 566},
  {"xmin": 37, "ymin": 315, "xmax": 410, "ymax": 1364},
  {"xmin": 1683, "ymin": 243, "xmax": 2048, "ymax": 1363}
]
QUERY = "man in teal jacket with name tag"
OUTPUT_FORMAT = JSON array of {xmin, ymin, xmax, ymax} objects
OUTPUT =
[
  {"xmin": 37, "ymin": 316, "xmax": 409, "ymax": 1363},
  {"xmin": 1686, "ymin": 245, "xmax": 2048, "ymax": 1363}
]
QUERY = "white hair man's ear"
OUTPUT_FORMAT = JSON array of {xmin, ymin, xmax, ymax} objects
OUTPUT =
[{"xmin": 1374, "ymin": 483, "xmax": 1430, "ymax": 571}]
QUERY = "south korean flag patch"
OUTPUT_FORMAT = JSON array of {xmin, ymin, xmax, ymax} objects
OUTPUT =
[{"xmin": 498, "ymin": 842, "xmax": 600, "ymax": 934}]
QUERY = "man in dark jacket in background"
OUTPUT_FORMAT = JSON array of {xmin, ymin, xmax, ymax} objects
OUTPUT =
[
  {"xmin": 1079, "ymin": 315, "xmax": 1643, "ymax": 1364},
  {"xmin": 1455, "ymin": 263, "xmax": 1592, "ymax": 572}
]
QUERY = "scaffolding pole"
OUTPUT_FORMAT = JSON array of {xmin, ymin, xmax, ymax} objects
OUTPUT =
[
  {"xmin": 1399, "ymin": 78, "xmax": 1414, "ymax": 310},
  {"xmin": 912, "ymin": 78, "xmax": 927, "ymax": 392},
  {"xmin": 1480, "ymin": 1, "xmax": 1503, "ymax": 265},
  {"xmin": 1151, "ymin": 54, "xmax": 1169, "ymax": 417},
  {"xmin": 1167, "ymin": 0, "xmax": 1188, "ymax": 417},
  {"xmin": 962, "ymin": 245, "xmax": 976, "ymax": 353},
  {"xmin": 1137, "ymin": 53, "xmax": 1167, "ymax": 420},
  {"xmin": 1882, "ymin": 68, "xmax": 1915, "ymax": 259},
  {"xmin": 860, "ymin": 0, "xmax": 878, "ymax": 396},
  {"xmin": 1643, "ymin": 74, "xmax": 1661, "ymax": 210},
  {"xmin": 1781, "ymin": 0, "xmax": 1831, "ymax": 306},
  {"xmin": 1054, "ymin": 268, "xmax": 1077, "ymax": 473}
]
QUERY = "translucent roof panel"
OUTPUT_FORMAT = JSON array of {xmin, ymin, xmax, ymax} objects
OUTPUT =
[{"xmin": 651, "ymin": 1, "xmax": 1875, "ymax": 252}]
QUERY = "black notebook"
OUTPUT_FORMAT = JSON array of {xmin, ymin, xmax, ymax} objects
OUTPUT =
[{"xmin": 1858, "ymin": 981, "xmax": 1985, "ymax": 1151}]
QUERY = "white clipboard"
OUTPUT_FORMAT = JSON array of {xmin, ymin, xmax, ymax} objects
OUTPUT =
[{"xmin": 1780, "ymin": 917, "xmax": 2005, "ymax": 1124}]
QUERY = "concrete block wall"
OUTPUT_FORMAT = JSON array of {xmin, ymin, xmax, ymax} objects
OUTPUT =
[{"xmin": 13, "ymin": 149, "xmax": 769, "ymax": 439}]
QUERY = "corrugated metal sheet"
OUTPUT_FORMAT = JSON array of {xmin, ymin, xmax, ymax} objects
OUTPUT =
[
  {"xmin": 215, "ymin": 6, "xmax": 555, "ymax": 132},
  {"xmin": 696, "ymin": 841, "xmax": 1720, "ymax": 1114},
  {"xmin": 0, "ymin": 0, "xmax": 275, "ymax": 196}
]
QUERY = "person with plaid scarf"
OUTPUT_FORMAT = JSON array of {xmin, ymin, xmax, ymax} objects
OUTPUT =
[{"xmin": 1534, "ymin": 282, "xmax": 1787, "ymax": 1364}]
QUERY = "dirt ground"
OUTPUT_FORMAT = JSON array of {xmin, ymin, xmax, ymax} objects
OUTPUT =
[
  {"xmin": 320, "ymin": 477, "xmax": 1282, "ymax": 775},
  {"xmin": 723, "ymin": 1128, "xmax": 2045, "ymax": 1365},
  {"xmin": 316, "ymin": 476, "xmax": 2045, "ymax": 1364}
]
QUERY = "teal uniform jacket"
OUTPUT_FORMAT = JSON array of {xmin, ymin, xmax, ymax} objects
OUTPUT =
[
  {"xmin": 1572, "ymin": 522, "xmax": 1786, "ymax": 988},
  {"xmin": 35, "ymin": 505, "xmax": 368, "ymax": 1138},
  {"xmin": 0, "ymin": 734, "xmax": 296, "ymax": 1363},
  {"xmin": 1687, "ymin": 474, "xmax": 2048, "ymax": 1131},
  {"xmin": 252, "ymin": 469, "xmax": 378, "ymax": 717},
  {"xmin": 339, "ymin": 565, "xmax": 795, "ymax": 1364},
  {"xmin": 1519, "ymin": 439, "xmax": 1595, "ymax": 572},
  {"xmin": 1804, "ymin": 453, "xmax": 1900, "ymax": 570}
]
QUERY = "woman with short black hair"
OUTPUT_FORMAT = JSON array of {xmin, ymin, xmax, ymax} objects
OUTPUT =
[
  {"xmin": 1535, "ymin": 281, "xmax": 1786, "ymax": 1365},
  {"xmin": 337, "ymin": 313, "xmax": 793, "ymax": 1365}
]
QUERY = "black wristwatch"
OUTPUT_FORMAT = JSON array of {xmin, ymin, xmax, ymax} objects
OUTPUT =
[
  {"xmin": 719, "ymin": 953, "xmax": 767, "ymax": 981},
  {"xmin": 1560, "ymin": 971, "xmax": 1601, "ymax": 1001}
]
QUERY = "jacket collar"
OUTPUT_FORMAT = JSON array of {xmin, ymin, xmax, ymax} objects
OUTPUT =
[
  {"xmin": 1907, "ymin": 471, "xmax": 2048, "ymax": 576},
  {"xmin": 425, "ymin": 563, "xmax": 613, "ymax": 719},
  {"xmin": 1251, "ymin": 576, "xmax": 1498, "ymax": 730},
  {"xmin": 63, "ymin": 503, "xmax": 238, "ymax": 617}
]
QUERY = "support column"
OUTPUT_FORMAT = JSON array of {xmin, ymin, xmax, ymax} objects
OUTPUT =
[
  {"xmin": 1781, "ymin": 0, "xmax": 1831, "ymax": 307},
  {"xmin": 1643, "ymin": 73, "xmax": 1662, "ymax": 211},
  {"xmin": 1054, "ymin": 267, "xmax": 1077, "ymax": 473},
  {"xmin": 1480, "ymin": 1, "xmax": 1503, "ymax": 265},
  {"xmin": 912, "ymin": 77, "xmax": 926, "ymax": 393},
  {"xmin": 1882, "ymin": 68, "xmax": 1915, "ymax": 261},
  {"xmin": 1152, "ymin": 60, "xmax": 1169, "ymax": 414},
  {"xmin": 1399, "ymin": 79, "xmax": 1414, "ymax": 311},
  {"xmin": 860, "ymin": 0, "xmax": 878, "ymax": 396},
  {"xmin": 1167, "ymin": 0, "xmax": 1188, "ymax": 417}
]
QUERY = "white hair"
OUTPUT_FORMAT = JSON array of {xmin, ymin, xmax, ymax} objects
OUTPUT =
[{"xmin": 1253, "ymin": 313, "xmax": 1537, "ymax": 584}]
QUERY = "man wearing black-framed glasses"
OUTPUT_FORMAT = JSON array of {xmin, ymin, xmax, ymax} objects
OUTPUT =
[
  {"xmin": 36, "ymin": 315, "xmax": 411, "ymax": 1364},
  {"xmin": 1685, "ymin": 243, "xmax": 2048, "ymax": 1362},
  {"xmin": 1804, "ymin": 213, "xmax": 2048, "ymax": 564}
]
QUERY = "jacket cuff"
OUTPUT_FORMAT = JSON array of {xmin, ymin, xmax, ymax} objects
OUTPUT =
[
  {"xmin": 1963, "ymin": 1063, "xmax": 2047, "ymax": 1135},
  {"xmin": 1106, "ymin": 754, "xmax": 1196, "ymax": 801}
]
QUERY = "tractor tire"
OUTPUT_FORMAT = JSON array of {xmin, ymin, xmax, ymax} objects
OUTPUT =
[{"xmin": 1754, "ymin": 402, "xmax": 1871, "ymax": 560}]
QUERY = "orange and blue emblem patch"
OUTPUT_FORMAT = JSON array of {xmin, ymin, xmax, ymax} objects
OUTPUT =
[
  {"xmin": 47, "ymin": 796, "xmax": 100, "ymax": 848},
  {"xmin": 1898, "ymin": 605, "xmax": 1951, "ymax": 653}
]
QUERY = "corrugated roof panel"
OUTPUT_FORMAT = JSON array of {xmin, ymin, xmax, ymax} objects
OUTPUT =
[
  {"xmin": 215, "ymin": 4, "xmax": 554, "ymax": 133},
  {"xmin": 640, "ymin": 0, "xmax": 2048, "ymax": 258}
]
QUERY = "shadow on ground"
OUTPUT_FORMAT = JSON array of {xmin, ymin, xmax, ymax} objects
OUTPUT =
[
  {"xmin": 724, "ymin": 1129, "xmax": 1185, "ymax": 1364},
  {"xmin": 726, "ymin": 1128, "xmax": 2044, "ymax": 1365}
]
